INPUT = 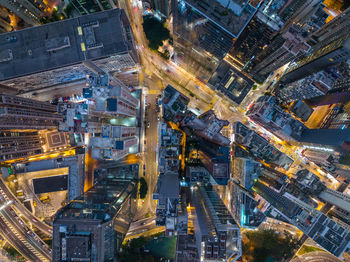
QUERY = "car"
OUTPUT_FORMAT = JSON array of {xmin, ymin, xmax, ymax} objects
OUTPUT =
[
  {"xmin": 140, "ymin": 222, "xmax": 146, "ymax": 225},
  {"xmin": 157, "ymin": 116, "xmax": 161, "ymax": 121},
  {"xmin": 147, "ymin": 122, "xmax": 150, "ymax": 128},
  {"xmin": 189, "ymin": 93, "xmax": 194, "ymax": 97},
  {"xmin": 32, "ymin": 218, "xmax": 38, "ymax": 223},
  {"xmin": 143, "ymin": 164, "xmax": 146, "ymax": 171},
  {"xmin": 144, "ymin": 140, "xmax": 146, "ymax": 145}
]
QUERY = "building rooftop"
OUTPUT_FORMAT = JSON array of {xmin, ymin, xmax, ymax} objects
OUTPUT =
[
  {"xmin": 54, "ymin": 164, "xmax": 138, "ymax": 222},
  {"xmin": 0, "ymin": 9, "xmax": 133, "ymax": 81},
  {"xmin": 183, "ymin": 0, "xmax": 260, "ymax": 38},
  {"xmin": 209, "ymin": 61, "xmax": 254, "ymax": 104}
]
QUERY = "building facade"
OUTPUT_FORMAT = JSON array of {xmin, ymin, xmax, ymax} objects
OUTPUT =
[{"xmin": 0, "ymin": 94, "xmax": 61, "ymax": 130}]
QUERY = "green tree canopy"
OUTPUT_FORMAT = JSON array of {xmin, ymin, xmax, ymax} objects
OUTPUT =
[{"xmin": 142, "ymin": 16, "xmax": 170, "ymax": 50}]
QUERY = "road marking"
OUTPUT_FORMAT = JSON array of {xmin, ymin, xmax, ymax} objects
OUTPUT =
[{"xmin": 139, "ymin": 72, "xmax": 143, "ymax": 86}]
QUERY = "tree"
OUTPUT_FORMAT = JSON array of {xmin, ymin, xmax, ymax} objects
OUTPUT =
[
  {"xmin": 139, "ymin": 177, "xmax": 148, "ymax": 199},
  {"xmin": 142, "ymin": 16, "xmax": 170, "ymax": 50},
  {"xmin": 243, "ymin": 229, "xmax": 299, "ymax": 261}
]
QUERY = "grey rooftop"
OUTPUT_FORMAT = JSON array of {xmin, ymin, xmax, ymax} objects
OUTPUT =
[{"xmin": 0, "ymin": 9, "xmax": 132, "ymax": 81}]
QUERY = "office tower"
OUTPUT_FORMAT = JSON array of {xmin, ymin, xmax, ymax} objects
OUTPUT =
[
  {"xmin": 298, "ymin": 129, "xmax": 350, "ymax": 152},
  {"xmin": 172, "ymin": 0, "xmax": 260, "ymax": 81},
  {"xmin": 153, "ymin": 0, "xmax": 170, "ymax": 18},
  {"xmin": 0, "ymin": 0, "xmax": 48, "ymax": 26},
  {"xmin": 197, "ymin": 140, "xmax": 230, "ymax": 185},
  {"xmin": 0, "ymin": 94, "xmax": 61, "ymax": 130},
  {"xmin": 230, "ymin": 12, "xmax": 281, "ymax": 68},
  {"xmin": 250, "ymin": 25, "xmax": 310, "ymax": 81},
  {"xmin": 0, "ymin": 9, "xmax": 138, "ymax": 92},
  {"xmin": 246, "ymin": 96, "xmax": 306, "ymax": 141},
  {"xmin": 208, "ymin": 61, "xmax": 254, "ymax": 105},
  {"xmin": 234, "ymin": 122, "xmax": 294, "ymax": 169},
  {"xmin": 228, "ymin": 149, "xmax": 266, "ymax": 228},
  {"xmin": 191, "ymin": 184, "xmax": 241, "ymax": 261},
  {"xmin": 52, "ymin": 164, "xmax": 138, "ymax": 262},
  {"xmin": 253, "ymin": 180, "xmax": 350, "ymax": 257},
  {"xmin": 69, "ymin": 0, "xmax": 116, "ymax": 15}
]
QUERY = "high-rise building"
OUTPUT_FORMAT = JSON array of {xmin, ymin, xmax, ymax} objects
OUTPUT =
[
  {"xmin": 182, "ymin": 110, "xmax": 230, "ymax": 146},
  {"xmin": 91, "ymin": 125, "xmax": 138, "ymax": 160},
  {"xmin": 250, "ymin": 25, "xmax": 310, "ymax": 80},
  {"xmin": 172, "ymin": 0, "xmax": 260, "ymax": 81},
  {"xmin": 0, "ymin": 94, "xmax": 61, "ymax": 130},
  {"xmin": 191, "ymin": 184, "xmax": 241, "ymax": 261},
  {"xmin": 253, "ymin": 180, "xmax": 350, "ymax": 257},
  {"xmin": 298, "ymin": 129, "xmax": 350, "ymax": 152},
  {"xmin": 234, "ymin": 122, "xmax": 294, "ymax": 169},
  {"xmin": 153, "ymin": 0, "xmax": 170, "ymax": 18},
  {"xmin": 0, "ymin": 0, "xmax": 48, "ymax": 26},
  {"xmin": 246, "ymin": 96, "xmax": 306, "ymax": 141},
  {"xmin": 280, "ymin": 25, "xmax": 350, "ymax": 84},
  {"xmin": 68, "ymin": 0, "xmax": 117, "ymax": 15},
  {"xmin": 307, "ymin": 7, "xmax": 350, "ymax": 47},
  {"xmin": 0, "ymin": 9, "xmax": 138, "ymax": 92},
  {"xmin": 0, "ymin": 131, "xmax": 42, "ymax": 162},
  {"xmin": 52, "ymin": 164, "xmax": 138, "ymax": 262},
  {"xmin": 0, "ymin": 8, "xmax": 13, "ymax": 33}
]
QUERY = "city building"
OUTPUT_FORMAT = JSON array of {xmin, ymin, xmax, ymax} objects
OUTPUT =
[
  {"xmin": 153, "ymin": 0, "xmax": 170, "ymax": 18},
  {"xmin": 162, "ymin": 85, "xmax": 190, "ymax": 123},
  {"xmin": 289, "ymin": 100, "xmax": 314, "ymax": 122},
  {"xmin": 229, "ymin": 150, "xmax": 265, "ymax": 228},
  {"xmin": 0, "ymin": 9, "xmax": 138, "ymax": 92},
  {"xmin": 234, "ymin": 122, "xmax": 294, "ymax": 169},
  {"xmin": 158, "ymin": 122, "xmax": 182, "ymax": 173},
  {"xmin": 91, "ymin": 125, "xmax": 138, "ymax": 161},
  {"xmin": 182, "ymin": 110, "xmax": 230, "ymax": 146},
  {"xmin": 246, "ymin": 95, "xmax": 306, "ymax": 141},
  {"xmin": 280, "ymin": 22, "xmax": 350, "ymax": 84},
  {"xmin": 191, "ymin": 184, "xmax": 241, "ymax": 261},
  {"xmin": 68, "ymin": 0, "xmax": 116, "ymax": 16},
  {"xmin": 153, "ymin": 172, "xmax": 180, "ymax": 236},
  {"xmin": 307, "ymin": 7, "xmax": 350, "ymax": 47},
  {"xmin": 0, "ymin": 94, "xmax": 61, "ymax": 130},
  {"xmin": 298, "ymin": 129, "xmax": 350, "ymax": 152},
  {"xmin": 0, "ymin": 7, "xmax": 14, "ymax": 33},
  {"xmin": 197, "ymin": 141, "xmax": 230, "ymax": 185},
  {"xmin": 172, "ymin": 0, "xmax": 260, "ymax": 81},
  {"xmin": 208, "ymin": 61, "xmax": 254, "ymax": 105},
  {"xmin": 250, "ymin": 25, "xmax": 310, "ymax": 81},
  {"xmin": 230, "ymin": 10, "xmax": 281, "ymax": 68},
  {"xmin": 0, "ymin": 0, "xmax": 48, "ymax": 26},
  {"xmin": 278, "ymin": 63, "xmax": 349, "ymax": 103},
  {"xmin": 13, "ymin": 154, "xmax": 85, "ymax": 202},
  {"xmin": 0, "ymin": 131, "xmax": 42, "ymax": 162},
  {"xmin": 253, "ymin": 180, "xmax": 350, "ymax": 257},
  {"xmin": 52, "ymin": 164, "xmax": 138, "ymax": 262}
]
